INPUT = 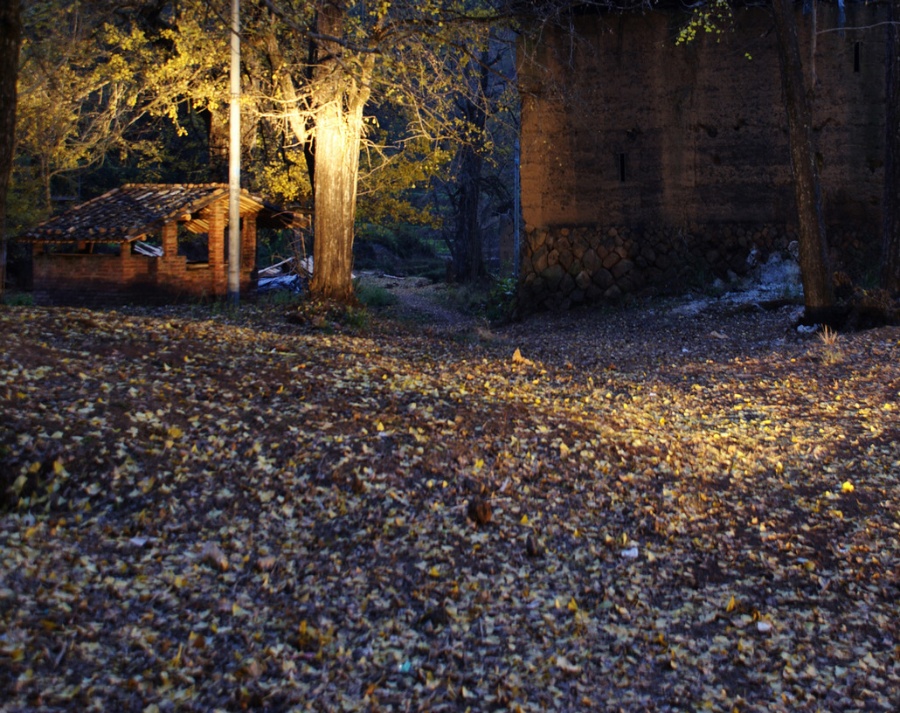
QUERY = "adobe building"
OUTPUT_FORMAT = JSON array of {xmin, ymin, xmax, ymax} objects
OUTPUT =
[
  {"xmin": 16, "ymin": 183, "xmax": 306, "ymax": 304},
  {"xmin": 517, "ymin": 2, "xmax": 889, "ymax": 311}
]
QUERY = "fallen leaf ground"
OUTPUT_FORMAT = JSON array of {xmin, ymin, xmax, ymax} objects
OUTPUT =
[{"xmin": 1, "ymin": 289, "xmax": 899, "ymax": 712}]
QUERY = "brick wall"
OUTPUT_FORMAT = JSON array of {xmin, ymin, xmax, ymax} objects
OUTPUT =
[
  {"xmin": 517, "ymin": 4, "xmax": 887, "ymax": 310},
  {"xmin": 33, "ymin": 212, "xmax": 258, "ymax": 304},
  {"xmin": 33, "ymin": 250, "xmax": 156, "ymax": 305}
]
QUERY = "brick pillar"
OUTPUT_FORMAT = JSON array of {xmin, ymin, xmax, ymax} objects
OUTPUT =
[
  {"xmin": 241, "ymin": 214, "xmax": 257, "ymax": 293},
  {"xmin": 206, "ymin": 201, "xmax": 226, "ymax": 296},
  {"xmin": 161, "ymin": 222, "xmax": 177, "ymax": 257},
  {"xmin": 120, "ymin": 242, "xmax": 132, "ymax": 285},
  {"xmin": 155, "ymin": 222, "xmax": 176, "ymax": 292}
]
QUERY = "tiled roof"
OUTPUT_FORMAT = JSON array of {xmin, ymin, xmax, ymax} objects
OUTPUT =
[{"xmin": 17, "ymin": 183, "xmax": 305, "ymax": 243}]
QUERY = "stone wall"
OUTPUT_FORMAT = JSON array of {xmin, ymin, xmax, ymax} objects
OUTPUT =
[
  {"xmin": 519, "ymin": 223, "xmax": 797, "ymax": 311},
  {"xmin": 519, "ymin": 222, "xmax": 876, "ymax": 312},
  {"xmin": 517, "ymin": 4, "xmax": 888, "ymax": 311}
]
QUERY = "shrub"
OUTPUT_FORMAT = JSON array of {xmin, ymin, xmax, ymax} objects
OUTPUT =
[
  {"xmin": 1, "ymin": 292, "xmax": 35, "ymax": 307},
  {"xmin": 356, "ymin": 282, "xmax": 399, "ymax": 308}
]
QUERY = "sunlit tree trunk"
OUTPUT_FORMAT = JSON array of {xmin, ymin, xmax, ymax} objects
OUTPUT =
[
  {"xmin": 771, "ymin": 0, "xmax": 834, "ymax": 319},
  {"xmin": 309, "ymin": 2, "xmax": 373, "ymax": 302},
  {"xmin": 0, "ymin": 0, "xmax": 21, "ymax": 297},
  {"xmin": 882, "ymin": 0, "xmax": 900, "ymax": 292}
]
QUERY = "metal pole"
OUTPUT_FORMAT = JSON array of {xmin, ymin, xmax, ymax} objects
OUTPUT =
[{"xmin": 227, "ymin": 0, "xmax": 241, "ymax": 305}]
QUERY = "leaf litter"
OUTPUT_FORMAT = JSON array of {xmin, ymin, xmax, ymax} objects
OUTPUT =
[{"xmin": 1, "ymin": 295, "xmax": 899, "ymax": 712}]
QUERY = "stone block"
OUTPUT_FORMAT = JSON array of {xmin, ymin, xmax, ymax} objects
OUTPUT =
[
  {"xmin": 541, "ymin": 264, "xmax": 566, "ymax": 289},
  {"xmin": 532, "ymin": 246, "xmax": 549, "ymax": 274},
  {"xmin": 602, "ymin": 252, "xmax": 621, "ymax": 270},
  {"xmin": 593, "ymin": 267, "xmax": 614, "ymax": 289},
  {"xmin": 604, "ymin": 285, "xmax": 622, "ymax": 300},
  {"xmin": 612, "ymin": 259, "xmax": 634, "ymax": 280},
  {"xmin": 582, "ymin": 248, "xmax": 601, "ymax": 272}
]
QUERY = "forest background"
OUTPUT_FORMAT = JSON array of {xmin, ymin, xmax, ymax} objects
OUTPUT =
[{"xmin": 2, "ymin": 0, "xmax": 900, "ymax": 317}]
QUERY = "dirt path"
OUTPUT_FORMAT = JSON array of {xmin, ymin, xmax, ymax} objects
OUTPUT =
[{"xmin": 357, "ymin": 272, "xmax": 483, "ymax": 332}]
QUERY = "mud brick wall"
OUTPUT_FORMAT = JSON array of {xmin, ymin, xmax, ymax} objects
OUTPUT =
[{"xmin": 517, "ymin": 4, "xmax": 887, "ymax": 311}]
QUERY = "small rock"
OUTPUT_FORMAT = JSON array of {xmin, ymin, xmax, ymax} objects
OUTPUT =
[
  {"xmin": 417, "ymin": 606, "xmax": 451, "ymax": 631},
  {"xmin": 201, "ymin": 542, "xmax": 229, "ymax": 572},
  {"xmin": 467, "ymin": 497, "xmax": 492, "ymax": 526},
  {"xmin": 256, "ymin": 555, "xmax": 277, "ymax": 572}
]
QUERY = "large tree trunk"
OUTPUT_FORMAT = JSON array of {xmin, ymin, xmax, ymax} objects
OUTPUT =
[
  {"xmin": 0, "ymin": 0, "xmax": 22, "ymax": 298},
  {"xmin": 309, "ymin": 86, "xmax": 367, "ymax": 301},
  {"xmin": 308, "ymin": 1, "xmax": 372, "ymax": 302},
  {"xmin": 882, "ymin": 0, "xmax": 900, "ymax": 292},
  {"xmin": 771, "ymin": 0, "xmax": 834, "ymax": 319},
  {"xmin": 452, "ymin": 53, "xmax": 490, "ymax": 283},
  {"xmin": 452, "ymin": 141, "xmax": 486, "ymax": 282}
]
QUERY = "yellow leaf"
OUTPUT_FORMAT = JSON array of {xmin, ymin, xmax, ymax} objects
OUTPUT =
[
  {"xmin": 429, "ymin": 566, "xmax": 440, "ymax": 578},
  {"xmin": 474, "ymin": 458, "xmax": 484, "ymax": 473},
  {"xmin": 567, "ymin": 597, "xmax": 579, "ymax": 612},
  {"xmin": 167, "ymin": 426, "xmax": 183, "ymax": 439},
  {"xmin": 726, "ymin": 595, "xmax": 736, "ymax": 613},
  {"xmin": 376, "ymin": 421, "xmax": 384, "ymax": 432},
  {"xmin": 520, "ymin": 514, "xmax": 529, "ymax": 525},
  {"xmin": 841, "ymin": 481, "xmax": 854, "ymax": 493},
  {"xmin": 170, "ymin": 643, "xmax": 183, "ymax": 668},
  {"xmin": 10, "ymin": 475, "xmax": 27, "ymax": 496}
]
